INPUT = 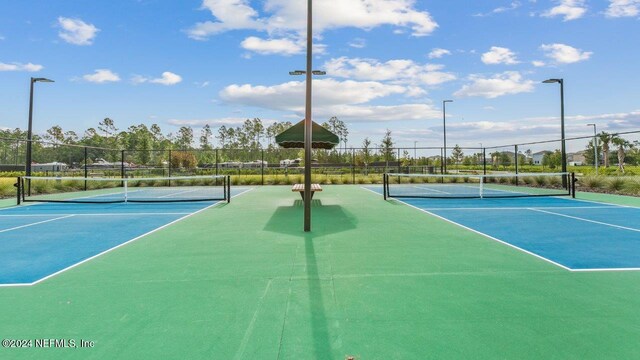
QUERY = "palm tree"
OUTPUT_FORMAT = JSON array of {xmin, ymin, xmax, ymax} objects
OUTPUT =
[
  {"xmin": 611, "ymin": 136, "xmax": 633, "ymax": 173},
  {"xmin": 598, "ymin": 132, "xmax": 613, "ymax": 168}
]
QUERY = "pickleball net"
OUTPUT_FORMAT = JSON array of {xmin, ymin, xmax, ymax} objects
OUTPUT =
[
  {"xmin": 383, "ymin": 172, "xmax": 574, "ymax": 199},
  {"xmin": 17, "ymin": 175, "xmax": 231, "ymax": 204}
]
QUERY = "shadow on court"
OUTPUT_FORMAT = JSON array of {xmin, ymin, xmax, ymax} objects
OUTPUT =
[{"xmin": 263, "ymin": 201, "xmax": 357, "ymax": 237}]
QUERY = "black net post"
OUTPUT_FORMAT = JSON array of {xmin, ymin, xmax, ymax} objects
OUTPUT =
[
  {"xmin": 383, "ymin": 174, "xmax": 387, "ymax": 200},
  {"xmin": 84, "ymin": 146, "xmax": 88, "ymax": 191},
  {"xmin": 571, "ymin": 172, "xmax": 576, "ymax": 198},
  {"xmin": 15, "ymin": 177, "xmax": 21, "ymax": 205},
  {"xmin": 226, "ymin": 175, "xmax": 231, "ymax": 203}
]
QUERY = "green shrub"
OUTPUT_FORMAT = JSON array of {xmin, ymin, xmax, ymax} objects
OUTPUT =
[
  {"xmin": 623, "ymin": 178, "xmax": 640, "ymax": 195},
  {"xmin": 580, "ymin": 175, "xmax": 604, "ymax": 189},
  {"xmin": 607, "ymin": 177, "xmax": 625, "ymax": 192}
]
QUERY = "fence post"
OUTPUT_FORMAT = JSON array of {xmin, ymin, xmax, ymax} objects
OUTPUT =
[
  {"xmin": 261, "ymin": 149, "xmax": 264, "ymax": 185},
  {"xmin": 168, "ymin": 149, "xmax": 172, "ymax": 186},
  {"xmin": 121, "ymin": 149, "xmax": 125, "ymax": 180},
  {"xmin": 397, "ymin": 148, "xmax": 401, "ymax": 174},
  {"xmin": 215, "ymin": 149, "xmax": 219, "ymax": 177},
  {"xmin": 514, "ymin": 145, "xmax": 519, "ymax": 185},
  {"xmin": 483, "ymin": 148, "xmax": 487, "ymax": 175},
  {"xmin": 351, "ymin": 148, "xmax": 355, "ymax": 184}
]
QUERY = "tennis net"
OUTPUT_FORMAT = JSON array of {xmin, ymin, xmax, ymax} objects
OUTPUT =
[
  {"xmin": 383, "ymin": 172, "xmax": 574, "ymax": 199},
  {"xmin": 17, "ymin": 175, "xmax": 231, "ymax": 204}
]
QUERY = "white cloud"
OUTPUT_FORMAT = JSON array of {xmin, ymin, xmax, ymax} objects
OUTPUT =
[
  {"xmin": 0, "ymin": 62, "xmax": 43, "ymax": 72},
  {"xmin": 187, "ymin": 0, "xmax": 438, "ymax": 41},
  {"xmin": 428, "ymin": 48, "xmax": 451, "ymax": 59},
  {"xmin": 133, "ymin": 72, "xmax": 183, "ymax": 85},
  {"xmin": 542, "ymin": 0, "xmax": 587, "ymax": 21},
  {"xmin": 481, "ymin": 46, "xmax": 519, "ymax": 65},
  {"xmin": 348, "ymin": 38, "xmax": 366, "ymax": 49},
  {"xmin": 474, "ymin": 1, "xmax": 522, "ymax": 17},
  {"xmin": 82, "ymin": 69, "xmax": 120, "ymax": 83},
  {"xmin": 606, "ymin": 0, "xmax": 640, "ymax": 17},
  {"xmin": 532, "ymin": 60, "xmax": 546, "ymax": 67},
  {"xmin": 240, "ymin": 36, "xmax": 304, "ymax": 55},
  {"xmin": 540, "ymin": 43, "xmax": 592, "ymax": 64},
  {"xmin": 454, "ymin": 71, "xmax": 535, "ymax": 98},
  {"xmin": 221, "ymin": 79, "xmax": 408, "ymax": 108},
  {"xmin": 324, "ymin": 57, "xmax": 456, "ymax": 86},
  {"xmin": 57, "ymin": 17, "xmax": 99, "ymax": 45},
  {"xmin": 167, "ymin": 117, "xmax": 274, "ymax": 127}
]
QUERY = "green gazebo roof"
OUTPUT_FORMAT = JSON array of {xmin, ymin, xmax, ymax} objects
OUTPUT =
[{"xmin": 275, "ymin": 120, "xmax": 340, "ymax": 149}]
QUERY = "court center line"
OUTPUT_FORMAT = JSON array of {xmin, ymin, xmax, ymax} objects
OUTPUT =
[
  {"xmin": 0, "ymin": 214, "xmax": 75, "ymax": 233},
  {"xmin": 528, "ymin": 208, "xmax": 640, "ymax": 233},
  {"xmin": 157, "ymin": 188, "xmax": 201, "ymax": 198}
]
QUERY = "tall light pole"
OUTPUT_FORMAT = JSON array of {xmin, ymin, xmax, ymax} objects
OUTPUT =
[
  {"xmin": 289, "ymin": 67, "xmax": 326, "ymax": 224},
  {"xmin": 287, "ymin": 0, "xmax": 325, "ymax": 232},
  {"xmin": 27, "ymin": 77, "xmax": 54, "ymax": 192},
  {"xmin": 442, "ymin": 100, "xmax": 453, "ymax": 173},
  {"xmin": 414, "ymin": 141, "xmax": 418, "ymax": 165},
  {"xmin": 542, "ymin": 78, "xmax": 566, "ymax": 187},
  {"xmin": 587, "ymin": 123, "xmax": 598, "ymax": 174}
]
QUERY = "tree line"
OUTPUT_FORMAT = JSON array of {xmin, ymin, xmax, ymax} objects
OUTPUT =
[{"xmin": 1, "ymin": 117, "xmax": 404, "ymax": 168}]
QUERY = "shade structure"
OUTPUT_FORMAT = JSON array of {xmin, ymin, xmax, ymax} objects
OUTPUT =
[{"xmin": 275, "ymin": 119, "xmax": 339, "ymax": 149}]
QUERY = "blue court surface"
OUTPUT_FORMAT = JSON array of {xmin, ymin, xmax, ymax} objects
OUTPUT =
[
  {"xmin": 366, "ymin": 186, "xmax": 640, "ymax": 271},
  {"xmin": 0, "ymin": 187, "xmax": 251, "ymax": 286}
]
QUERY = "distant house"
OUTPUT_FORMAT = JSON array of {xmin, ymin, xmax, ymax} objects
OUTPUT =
[
  {"xmin": 32, "ymin": 162, "xmax": 68, "ymax": 172},
  {"xmin": 568, "ymin": 152, "xmax": 586, "ymax": 166},
  {"xmin": 532, "ymin": 151, "xmax": 552, "ymax": 165}
]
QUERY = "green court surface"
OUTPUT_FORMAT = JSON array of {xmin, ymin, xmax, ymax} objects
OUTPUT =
[{"xmin": 1, "ymin": 186, "xmax": 639, "ymax": 359}]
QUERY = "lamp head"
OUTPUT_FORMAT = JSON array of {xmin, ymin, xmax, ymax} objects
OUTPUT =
[
  {"xmin": 543, "ymin": 78, "xmax": 561, "ymax": 84},
  {"xmin": 33, "ymin": 78, "xmax": 55, "ymax": 83},
  {"xmin": 289, "ymin": 70, "xmax": 306, "ymax": 75},
  {"xmin": 443, "ymin": 100, "xmax": 453, "ymax": 103}
]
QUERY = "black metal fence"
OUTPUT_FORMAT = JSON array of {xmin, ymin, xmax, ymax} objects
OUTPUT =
[{"xmin": 3, "ymin": 129, "xmax": 640, "ymax": 184}]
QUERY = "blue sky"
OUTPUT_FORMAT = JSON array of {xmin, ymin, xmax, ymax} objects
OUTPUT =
[{"xmin": 1, "ymin": 0, "xmax": 639, "ymax": 152}]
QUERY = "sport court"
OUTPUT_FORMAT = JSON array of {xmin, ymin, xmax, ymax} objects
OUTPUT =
[{"xmin": 0, "ymin": 183, "xmax": 639, "ymax": 359}]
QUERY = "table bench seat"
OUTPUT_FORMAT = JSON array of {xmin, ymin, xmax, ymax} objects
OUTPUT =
[{"xmin": 292, "ymin": 183, "xmax": 322, "ymax": 200}]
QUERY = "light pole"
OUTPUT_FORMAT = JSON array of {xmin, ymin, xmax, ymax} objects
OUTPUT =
[
  {"xmin": 542, "ymin": 78, "xmax": 566, "ymax": 187},
  {"xmin": 442, "ymin": 100, "xmax": 453, "ymax": 173},
  {"xmin": 286, "ymin": 0, "xmax": 326, "ymax": 232},
  {"xmin": 413, "ymin": 141, "xmax": 418, "ymax": 165},
  {"xmin": 587, "ymin": 123, "xmax": 598, "ymax": 174},
  {"xmin": 27, "ymin": 77, "xmax": 54, "ymax": 193}
]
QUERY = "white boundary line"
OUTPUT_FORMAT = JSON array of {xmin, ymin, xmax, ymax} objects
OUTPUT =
[
  {"xmin": 0, "ymin": 213, "xmax": 193, "ymax": 217},
  {"xmin": 391, "ymin": 198, "xmax": 573, "ymax": 271},
  {"xmin": 528, "ymin": 208, "xmax": 640, "ymax": 233},
  {"xmin": 359, "ymin": 185, "xmax": 640, "ymax": 272},
  {"xmin": 0, "ymin": 187, "xmax": 254, "ymax": 288},
  {"xmin": 0, "ymin": 215, "xmax": 75, "ymax": 234},
  {"xmin": 419, "ymin": 205, "xmax": 620, "ymax": 211}
]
